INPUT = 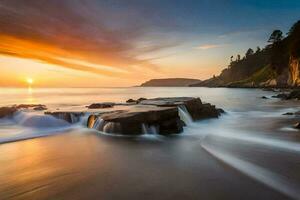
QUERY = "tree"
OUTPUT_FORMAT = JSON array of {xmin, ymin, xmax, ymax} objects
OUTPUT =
[
  {"xmin": 230, "ymin": 55, "xmax": 233, "ymax": 63},
  {"xmin": 288, "ymin": 20, "xmax": 300, "ymax": 36},
  {"xmin": 245, "ymin": 48, "xmax": 254, "ymax": 57},
  {"xmin": 288, "ymin": 20, "xmax": 300, "ymax": 58},
  {"xmin": 256, "ymin": 46, "xmax": 261, "ymax": 53},
  {"xmin": 237, "ymin": 54, "xmax": 241, "ymax": 61},
  {"xmin": 268, "ymin": 30, "xmax": 283, "ymax": 44}
]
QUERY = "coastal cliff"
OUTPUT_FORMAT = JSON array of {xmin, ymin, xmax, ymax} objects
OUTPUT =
[
  {"xmin": 191, "ymin": 20, "xmax": 300, "ymax": 88},
  {"xmin": 140, "ymin": 78, "xmax": 201, "ymax": 87},
  {"xmin": 288, "ymin": 56, "xmax": 300, "ymax": 86}
]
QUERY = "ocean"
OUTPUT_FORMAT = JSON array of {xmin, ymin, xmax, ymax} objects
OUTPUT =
[{"xmin": 1, "ymin": 87, "xmax": 300, "ymax": 200}]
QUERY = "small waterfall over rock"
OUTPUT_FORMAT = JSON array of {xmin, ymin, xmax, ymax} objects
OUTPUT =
[
  {"xmin": 13, "ymin": 111, "xmax": 69, "ymax": 128},
  {"xmin": 92, "ymin": 117, "xmax": 105, "ymax": 130},
  {"xmin": 87, "ymin": 115, "xmax": 121, "ymax": 134},
  {"xmin": 178, "ymin": 105, "xmax": 193, "ymax": 125},
  {"xmin": 103, "ymin": 122, "xmax": 121, "ymax": 133},
  {"xmin": 142, "ymin": 123, "xmax": 158, "ymax": 134},
  {"xmin": 70, "ymin": 113, "xmax": 80, "ymax": 123},
  {"xmin": 79, "ymin": 114, "xmax": 89, "ymax": 126}
]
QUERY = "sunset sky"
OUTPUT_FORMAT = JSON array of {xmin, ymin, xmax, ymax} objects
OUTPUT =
[{"xmin": 1, "ymin": 0, "xmax": 300, "ymax": 87}]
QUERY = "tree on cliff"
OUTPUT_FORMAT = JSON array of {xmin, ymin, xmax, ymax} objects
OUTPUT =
[
  {"xmin": 256, "ymin": 46, "xmax": 261, "ymax": 53},
  {"xmin": 268, "ymin": 29, "xmax": 288, "ymax": 74},
  {"xmin": 245, "ymin": 48, "xmax": 254, "ymax": 58},
  {"xmin": 288, "ymin": 20, "xmax": 300, "ymax": 36},
  {"xmin": 268, "ymin": 30, "xmax": 283, "ymax": 44},
  {"xmin": 288, "ymin": 20, "xmax": 300, "ymax": 58}
]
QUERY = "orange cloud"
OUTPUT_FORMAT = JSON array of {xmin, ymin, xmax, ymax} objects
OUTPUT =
[{"xmin": 0, "ymin": 1, "xmax": 176, "ymax": 79}]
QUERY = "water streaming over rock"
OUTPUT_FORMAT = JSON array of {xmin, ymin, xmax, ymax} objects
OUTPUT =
[
  {"xmin": 93, "ymin": 117, "xmax": 105, "ymax": 130},
  {"xmin": 13, "ymin": 111, "xmax": 69, "ymax": 128},
  {"xmin": 142, "ymin": 123, "xmax": 158, "ymax": 134},
  {"xmin": 103, "ymin": 122, "xmax": 121, "ymax": 133},
  {"xmin": 178, "ymin": 105, "xmax": 193, "ymax": 125}
]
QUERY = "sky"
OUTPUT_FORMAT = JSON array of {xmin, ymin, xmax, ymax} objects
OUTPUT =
[{"xmin": 0, "ymin": 0, "xmax": 300, "ymax": 87}]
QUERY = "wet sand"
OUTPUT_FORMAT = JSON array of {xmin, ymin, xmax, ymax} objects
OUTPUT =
[{"xmin": 0, "ymin": 130, "xmax": 293, "ymax": 200}]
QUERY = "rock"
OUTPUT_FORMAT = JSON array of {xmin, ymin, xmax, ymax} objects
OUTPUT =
[
  {"xmin": 125, "ymin": 98, "xmax": 147, "ymax": 104},
  {"xmin": 137, "ymin": 97, "xmax": 147, "ymax": 103},
  {"xmin": 288, "ymin": 56, "xmax": 300, "ymax": 86},
  {"xmin": 287, "ymin": 90, "xmax": 300, "ymax": 100},
  {"xmin": 45, "ymin": 111, "xmax": 85, "ymax": 123},
  {"xmin": 87, "ymin": 103, "xmax": 114, "ymax": 109},
  {"xmin": 33, "ymin": 105, "xmax": 47, "ymax": 111},
  {"xmin": 47, "ymin": 97, "xmax": 223, "ymax": 136},
  {"xmin": 139, "ymin": 97, "xmax": 222, "ymax": 120},
  {"xmin": 261, "ymin": 96, "xmax": 268, "ymax": 99},
  {"xmin": 88, "ymin": 105, "xmax": 183, "ymax": 135},
  {"xmin": 294, "ymin": 122, "xmax": 300, "ymax": 129},
  {"xmin": 0, "ymin": 106, "xmax": 17, "ymax": 118},
  {"xmin": 16, "ymin": 104, "xmax": 47, "ymax": 109},
  {"xmin": 283, "ymin": 112, "xmax": 294, "ymax": 115},
  {"xmin": 217, "ymin": 108, "xmax": 225, "ymax": 114},
  {"xmin": 126, "ymin": 99, "xmax": 137, "ymax": 103},
  {"xmin": 272, "ymin": 93, "xmax": 289, "ymax": 99},
  {"xmin": 272, "ymin": 90, "xmax": 300, "ymax": 100}
]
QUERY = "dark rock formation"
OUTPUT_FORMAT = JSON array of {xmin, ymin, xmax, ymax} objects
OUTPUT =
[
  {"xmin": 140, "ymin": 78, "xmax": 201, "ymax": 87},
  {"xmin": 16, "ymin": 104, "xmax": 47, "ymax": 110},
  {"xmin": 0, "ymin": 104, "xmax": 47, "ymax": 119},
  {"xmin": 272, "ymin": 90, "xmax": 300, "ymax": 100},
  {"xmin": 137, "ymin": 97, "xmax": 147, "ymax": 103},
  {"xmin": 33, "ymin": 105, "xmax": 47, "ymax": 111},
  {"xmin": 139, "ymin": 97, "xmax": 222, "ymax": 120},
  {"xmin": 125, "ymin": 98, "xmax": 148, "ymax": 104},
  {"xmin": 0, "ymin": 107, "xmax": 17, "ymax": 118},
  {"xmin": 286, "ymin": 90, "xmax": 300, "ymax": 100},
  {"xmin": 46, "ymin": 97, "xmax": 223, "ymax": 135},
  {"xmin": 88, "ymin": 105, "xmax": 183, "ymax": 135},
  {"xmin": 294, "ymin": 122, "xmax": 300, "ymax": 129},
  {"xmin": 87, "ymin": 103, "xmax": 114, "ymax": 109},
  {"xmin": 283, "ymin": 112, "xmax": 294, "ymax": 115},
  {"xmin": 261, "ymin": 96, "xmax": 268, "ymax": 99},
  {"xmin": 126, "ymin": 99, "xmax": 137, "ymax": 104},
  {"xmin": 272, "ymin": 93, "xmax": 289, "ymax": 99}
]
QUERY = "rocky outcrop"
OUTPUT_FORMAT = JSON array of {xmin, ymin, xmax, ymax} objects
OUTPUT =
[
  {"xmin": 0, "ymin": 107, "xmax": 17, "ymax": 118},
  {"xmin": 87, "ymin": 103, "xmax": 114, "ymax": 109},
  {"xmin": 294, "ymin": 122, "xmax": 300, "ymax": 129},
  {"xmin": 272, "ymin": 90, "xmax": 300, "ymax": 100},
  {"xmin": 272, "ymin": 93, "xmax": 289, "ymax": 99},
  {"xmin": 139, "ymin": 97, "xmax": 222, "ymax": 120},
  {"xmin": 16, "ymin": 104, "xmax": 47, "ymax": 110},
  {"xmin": 126, "ymin": 99, "xmax": 137, "ymax": 104},
  {"xmin": 88, "ymin": 106, "xmax": 183, "ymax": 135},
  {"xmin": 288, "ymin": 56, "xmax": 300, "ymax": 86},
  {"xmin": 44, "ymin": 97, "xmax": 223, "ymax": 135},
  {"xmin": 0, "ymin": 104, "xmax": 47, "ymax": 118}
]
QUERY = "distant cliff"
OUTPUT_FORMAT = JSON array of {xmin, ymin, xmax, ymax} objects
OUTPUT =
[
  {"xmin": 140, "ymin": 78, "xmax": 201, "ymax": 87},
  {"xmin": 191, "ymin": 20, "xmax": 300, "ymax": 88}
]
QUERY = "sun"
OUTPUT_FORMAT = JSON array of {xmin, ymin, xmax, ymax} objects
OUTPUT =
[{"xmin": 26, "ymin": 78, "xmax": 34, "ymax": 85}]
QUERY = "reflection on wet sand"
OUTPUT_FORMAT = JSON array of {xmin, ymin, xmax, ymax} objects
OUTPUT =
[{"xmin": 0, "ymin": 130, "xmax": 295, "ymax": 200}]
